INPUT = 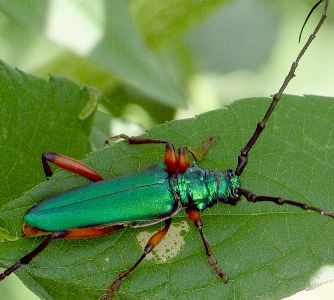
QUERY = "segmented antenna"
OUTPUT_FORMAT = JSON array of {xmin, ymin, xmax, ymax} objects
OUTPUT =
[
  {"xmin": 235, "ymin": 0, "xmax": 328, "ymax": 176},
  {"xmin": 299, "ymin": 0, "xmax": 322, "ymax": 42}
]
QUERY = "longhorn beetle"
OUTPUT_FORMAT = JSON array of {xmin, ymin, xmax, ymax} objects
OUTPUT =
[{"xmin": 0, "ymin": 1, "xmax": 332, "ymax": 299}]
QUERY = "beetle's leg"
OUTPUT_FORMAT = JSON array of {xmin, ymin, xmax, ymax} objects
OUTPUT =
[
  {"xmin": 177, "ymin": 147, "xmax": 190, "ymax": 173},
  {"xmin": 186, "ymin": 136, "xmax": 219, "ymax": 162},
  {"xmin": 105, "ymin": 134, "xmax": 167, "ymax": 145},
  {"xmin": 165, "ymin": 145, "xmax": 191, "ymax": 174},
  {"xmin": 101, "ymin": 219, "xmax": 171, "ymax": 300},
  {"xmin": 108, "ymin": 134, "xmax": 186, "ymax": 175},
  {"xmin": 42, "ymin": 152, "xmax": 103, "ymax": 181},
  {"xmin": 106, "ymin": 134, "xmax": 193, "ymax": 174},
  {"xmin": 23, "ymin": 223, "xmax": 123, "ymax": 239},
  {"xmin": 186, "ymin": 208, "xmax": 228, "ymax": 281},
  {"xmin": 63, "ymin": 225, "xmax": 123, "ymax": 239},
  {"xmin": 0, "ymin": 232, "xmax": 65, "ymax": 281},
  {"xmin": 0, "ymin": 225, "xmax": 124, "ymax": 281},
  {"xmin": 164, "ymin": 143, "xmax": 178, "ymax": 174},
  {"xmin": 238, "ymin": 188, "xmax": 334, "ymax": 219},
  {"xmin": 106, "ymin": 134, "xmax": 182, "ymax": 175}
]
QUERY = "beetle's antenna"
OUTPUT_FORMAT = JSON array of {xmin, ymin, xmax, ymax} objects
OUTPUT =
[
  {"xmin": 235, "ymin": 0, "xmax": 328, "ymax": 176},
  {"xmin": 299, "ymin": 0, "xmax": 322, "ymax": 43},
  {"xmin": 238, "ymin": 188, "xmax": 334, "ymax": 218}
]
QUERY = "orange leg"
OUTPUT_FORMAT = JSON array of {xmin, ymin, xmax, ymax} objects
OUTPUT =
[
  {"xmin": 23, "ymin": 223, "xmax": 123, "ymax": 239},
  {"xmin": 42, "ymin": 152, "xmax": 103, "ymax": 182},
  {"xmin": 105, "ymin": 134, "xmax": 218, "ymax": 175},
  {"xmin": 177, "ymin": 147, "xmax": 190, "ymax": 173},
  {"xmin": 63, "ymin": 225, "xmax": 123, "ymax": 239},
  {"xmin": 186, "ymin": 208, "xmax": 228, "ymax": 281},
  {"xmin": 106, "ymin": 134, "xmax": 189, "ymax": 175},
  {"xmin": 100, "ymin": 219, "xmax": 171, "ymax": 300},
  {"xmin": 1, "ymin": 225, "xmax": 123, "ymax": 281},
  {"xmin": 164, "ymin": 143, "xmax": 178, "ymax": 174},
  {"xmin": 163, "ymin": 144, "xmax": 191, "ymax": 175}
]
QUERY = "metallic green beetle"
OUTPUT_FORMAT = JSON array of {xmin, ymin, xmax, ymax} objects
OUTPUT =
[
  {"xmin": 24, "ymin": 162, "xmax": 240, "ymax": 232},
  {"xmin": 1, "ymin": 137, "xmax": 244, "ymax": 299}
]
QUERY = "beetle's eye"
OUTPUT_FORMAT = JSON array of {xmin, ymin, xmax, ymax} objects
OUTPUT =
[{"xmin": 227, "ymin": 169, "xmax": 233, "ymax": 177}]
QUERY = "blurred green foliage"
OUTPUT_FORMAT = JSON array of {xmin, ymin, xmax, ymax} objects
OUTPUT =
[{"xmin": 0, "ymin": 0, "xmax": 278, "ymax": 131}]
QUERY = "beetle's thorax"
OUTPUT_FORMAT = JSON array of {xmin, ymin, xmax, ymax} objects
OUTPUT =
[{"xmin": 169, "ymin": 165, "xmax": 241, "ymax": 211}]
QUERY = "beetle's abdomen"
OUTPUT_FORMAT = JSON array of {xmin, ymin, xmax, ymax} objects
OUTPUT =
[{"xmin": 24, "ymin": 163, "xmax": 177, "ymax": 231}]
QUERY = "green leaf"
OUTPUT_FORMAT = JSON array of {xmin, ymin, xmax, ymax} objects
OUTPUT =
[
  {"xmin": 1, "ymin": 95, "xmax": 334, "ymax": 299},
  {"xmin": 0, "ymin": 60, "xmax": 95, "ymax": 209}
]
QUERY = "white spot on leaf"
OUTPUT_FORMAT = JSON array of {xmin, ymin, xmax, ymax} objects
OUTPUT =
[{"xmin": 136, "ymin": 221, "xmax": 190, "ymax": 262}]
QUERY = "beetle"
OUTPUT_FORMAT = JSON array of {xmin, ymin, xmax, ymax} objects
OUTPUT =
[{"xmin": 0, "ymin": 1, "xmax": 331, "ymax": 299}]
